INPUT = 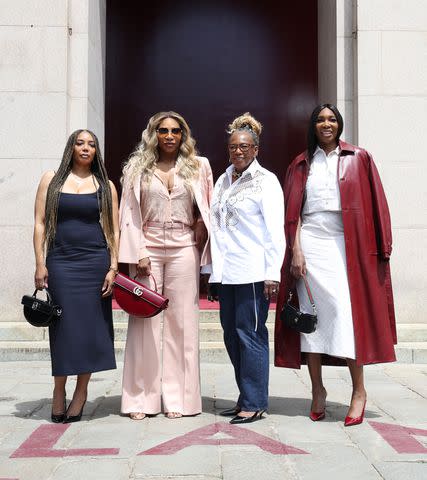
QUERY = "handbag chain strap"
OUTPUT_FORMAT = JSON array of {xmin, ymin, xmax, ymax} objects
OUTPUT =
[
  {"xmin": 287, "ymin": 274, "xmax": 317, "ymax": 315},
  {"xmin": 302, "ymin": 275, "xmax": 317, "ymax": 315}
]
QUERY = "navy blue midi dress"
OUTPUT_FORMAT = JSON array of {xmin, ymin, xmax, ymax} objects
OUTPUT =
[{"xmin": 46, "ymin": 191, "xmax": 116, "ymax": 376}]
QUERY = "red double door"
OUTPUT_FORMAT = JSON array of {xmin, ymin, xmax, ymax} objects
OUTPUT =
[{"xmin": 105, "ymin": 0, "xmax": 318, "ymax": 186}]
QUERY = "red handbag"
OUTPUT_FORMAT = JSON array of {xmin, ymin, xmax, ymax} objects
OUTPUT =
[{"xmin": 113, "ymin": 272, "xmax": 169, "ymax": 318}]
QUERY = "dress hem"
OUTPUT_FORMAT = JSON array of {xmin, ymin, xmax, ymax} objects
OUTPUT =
[
  {"xmin": 51, "ymin": 364, "xmax": 117, "ymax": 377},
  {"xmin": 300, "ymin": 349, "xmax": 355, "ymax": 360}
]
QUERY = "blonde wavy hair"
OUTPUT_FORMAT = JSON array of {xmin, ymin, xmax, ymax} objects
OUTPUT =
[
  {"xmin": 121, "ymin": 111, "xmax": 199, "ymax": 188},
  {"xmin": 227, "ymin": 112, "xmax": 263, "ymax": 144}
]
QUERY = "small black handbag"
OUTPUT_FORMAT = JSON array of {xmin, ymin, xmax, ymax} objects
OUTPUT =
[
  {"xmin": 280, "ymin": 276, "xmax": 317, "ymax": 334},
  {"xmin": 21, "ymin": 288, "xmax": 62, "ymax": 327}
]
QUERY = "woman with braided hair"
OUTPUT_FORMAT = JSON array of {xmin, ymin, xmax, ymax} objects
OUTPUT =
[
  {"xmin": 33, "ymin": 129, "xmax": 119, "ymax": 423},
  {"xmin": 208, "ymin": 113, "xmax": 285, "ymax": 423}
]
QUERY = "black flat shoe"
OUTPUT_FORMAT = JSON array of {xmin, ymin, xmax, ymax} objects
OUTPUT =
[
  {"xmin": 230, "ymin": 410, "xmax": 265, "ymax": 424},
  {"xmin": 51, "ymin": 398, "xmax": 66, "ymax": 423},
  {"xmin": 219, "ymin": 406, "xmax": 241, "ymax": 417},
  {"xmin": 64, "ymin": 399, "xmax": 86, "ymax": 423}
]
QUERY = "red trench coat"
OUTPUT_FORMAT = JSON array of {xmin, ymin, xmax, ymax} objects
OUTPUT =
[{"xmin": 274, "ymin": 141, "xmax": 397, "ymax": 368}]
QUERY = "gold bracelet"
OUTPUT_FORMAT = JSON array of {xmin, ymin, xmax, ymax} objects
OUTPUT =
[{"xmin": 109, "ymin": 266, "xmax": 119, "ymax": 275}]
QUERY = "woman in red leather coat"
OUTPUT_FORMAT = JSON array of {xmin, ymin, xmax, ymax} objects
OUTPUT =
[{"xmin": 274, "ymin": 104, "xmax": 396, "ymax": 426}]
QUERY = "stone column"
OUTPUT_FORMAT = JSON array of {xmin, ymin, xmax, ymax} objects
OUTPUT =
[
  {"xmin": 355, "ymin": 0, "xmax": 427, "ymax": 324},
  {"xmin": 0, "ymin": 0, "xmax": 106, "ymax": 322},
  {"xmin": 317, "ymin": 0, "xmax": 355, "ymax": 142}
]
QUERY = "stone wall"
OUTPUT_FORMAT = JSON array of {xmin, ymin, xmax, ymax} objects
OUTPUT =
[
  {"xmin": 0, "ymin": 0, "xmax": 105, "ymax": 321},
  {"xmin": 0, "ymin": 0, "xmax": 425, "ymax": 326},
  {"xmin": 356, "ymin": 0, "xmax": 427, "ymax": 323}
]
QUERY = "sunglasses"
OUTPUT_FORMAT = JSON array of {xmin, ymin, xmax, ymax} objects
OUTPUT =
[
  {"xmin": 228, "ymin": 143, "xmax": 255, "ymax": 152},
  {"xmin": 156, "ymin": 127, "xmax": 182, "ymax": 136}
]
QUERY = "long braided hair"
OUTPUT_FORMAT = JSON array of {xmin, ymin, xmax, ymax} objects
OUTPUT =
[{"xmin": 44, "ymin": 129, "xmax": 116, "ymax": 253}]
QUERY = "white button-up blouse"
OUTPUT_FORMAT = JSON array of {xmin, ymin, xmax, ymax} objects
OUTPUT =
[
  {"xmin": 302, "ymin": 146, "xmax": 342, "ymax": 215},
  {"xmin": 209, "ymin": 159, "xmax": 285, "ymax": 284}
]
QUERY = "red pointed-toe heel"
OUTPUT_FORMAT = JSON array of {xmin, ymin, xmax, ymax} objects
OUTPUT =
[
  {"xmin": 309, "ymin": 390, "xmax": 327, "ymax": 421},
  {"xmin": 309, "ymin": 410, "xmax": 326, "ymax": 422},
  {"xmin": 344, "ymin": 400, "xmax": 366, "ymax": 427}
]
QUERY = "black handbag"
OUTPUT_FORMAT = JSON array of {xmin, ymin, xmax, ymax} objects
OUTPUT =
[
  {"xmin": 21, "ymin": 288, "xmax": 62, "ymax": 327},
  {"xmin": 280, "ymin": 276, "xmax": 317, "ymax": 334}
]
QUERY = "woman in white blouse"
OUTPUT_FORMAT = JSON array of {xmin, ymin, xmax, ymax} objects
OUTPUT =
[
  {"xmin": 274, "ymin": 104, "xmax": 396, "ymax": 427},
  {"xmin": 208, "ymin": 113, "xmax": 286, "ymax": 424}
]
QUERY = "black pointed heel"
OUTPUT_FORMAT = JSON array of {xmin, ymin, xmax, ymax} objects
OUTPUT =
[
  {"xmin": 219, "ymin": 406, "xmax": 241, "ymax": 417},
  {"xmin": 64, "ymin": 399, "xmax": 86, "ymax": 423},
  {"xmin": 230, "ymin": 410, "xmax": 266, "ymax": 424},
  {"xmin": 51, "ymin": 399, "xmax": 66, "ymax": 423}
]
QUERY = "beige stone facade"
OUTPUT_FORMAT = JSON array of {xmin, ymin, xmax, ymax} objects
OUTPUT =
[{"xmin": 1, "ymin": 0, "xmax": 426, "ymax": 329}]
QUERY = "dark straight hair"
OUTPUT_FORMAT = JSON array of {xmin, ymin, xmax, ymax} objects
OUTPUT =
[{"xmin": 307, "ymin": 104, "xmax": 344, "ymax": 161}]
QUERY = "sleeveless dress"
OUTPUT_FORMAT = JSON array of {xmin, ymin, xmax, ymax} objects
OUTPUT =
[{"xmin": 46, "ymin": 191, "xmax": 116, "ymax": 376}]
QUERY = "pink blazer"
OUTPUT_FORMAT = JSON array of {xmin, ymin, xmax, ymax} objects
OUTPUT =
[{"xmin": 119, "ymin": 156, "xmax": 213, "ymax": 266}]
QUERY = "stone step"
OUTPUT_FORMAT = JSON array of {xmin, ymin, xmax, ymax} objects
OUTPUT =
[
  {"xmin": 2, "ymin": 311, "xmax": 427, "ymax": 364},
  {"xmin": 1, "ymin": 319, "xmax": 426, "ymax": 343},
  {"xmin": 111, "ymin": 309, "xmax": 276, "ymax": 323},
  {"xmin": 395, "ymin": 324, "xmax": 427, "ymax": 342},
  {"xmin": 0, "ymin": 340, "xmax": 426, "ymax": 364}
]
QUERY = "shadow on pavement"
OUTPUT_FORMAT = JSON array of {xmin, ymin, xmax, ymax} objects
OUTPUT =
[
  {"xmin": 203, "ymin": 395, "xmax": 381, "ymax": 422},
  {"xmin": 12, "ymin": 394, "xmax": 381, "ymax": 423}
]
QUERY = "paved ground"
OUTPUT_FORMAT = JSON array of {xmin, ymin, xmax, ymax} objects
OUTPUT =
[{"xmin": 0, "ymin": 361, "xmax": 426, "ymax": 480}]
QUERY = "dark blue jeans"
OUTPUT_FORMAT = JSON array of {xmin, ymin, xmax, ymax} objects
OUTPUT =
[{"xmin": 219, "ymin": 282, "xmax": 270, "ymax": 411}]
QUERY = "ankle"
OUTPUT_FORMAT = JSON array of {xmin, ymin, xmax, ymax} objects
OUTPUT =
[
  {"xmin": 52, "ymin": 388, "xmax": 66, "ymax": 402},
  {"xmin": 312, "ymin": 386, "xmax": 327, "ymax": 397},
  {"xmin": 72, "ymin": 390, "xmax": 88, "ymax": 401},
  {"xmin": 351, "ymin": 389, "xmax": 367, "ymax": 400}
]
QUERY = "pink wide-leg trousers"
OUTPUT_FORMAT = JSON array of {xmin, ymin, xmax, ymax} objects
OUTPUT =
[{"xmin": 121, "ymin": 228, "xmax": 201, "ymax": 415}]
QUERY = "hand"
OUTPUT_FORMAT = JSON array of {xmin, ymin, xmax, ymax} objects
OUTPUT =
[
  {"xmin": 136, "ymin": 257, "xmax": 151, "ymax": 277},
  {"xmin": 290, "ymin": 248, "xmax": 306, "ymax": 279},
  {"xmin": 101, "ymin": 270, "xmax": 116, "ymax": 297},
  {"xmin": 193, "ymin": 220, "xmax": 208, "ymax": 251},
  {"xmin": 207, "ymin": 283, "xmax": 220, "ymax": 302},
  {"xmin": 200, "ymin": 273, "xmax": 209, "ymax": 292},
  {"xmin": 34, "ymin": 265, "xmax": 48, "ymax": 290},
  {"xmin": 264, "ymin": 280, "xmax": 279, "ymax": 300}
]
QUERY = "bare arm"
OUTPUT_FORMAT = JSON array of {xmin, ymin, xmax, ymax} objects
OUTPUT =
[
  {"xmin": 102, "ymin": 181, "xmax": 120, "ymax": 297},
  {"xmin": 109, "ymin": 180, "xmax": 120, "ymax": 269},
  {"xmin": 33, "ymin": 171, "xmax": 55, "ymax": 289},
  {"xmin": 290, "ymin": 216, "xmax": 306, "ymax": 278},
  {"xmin": 193, "ymin": 209, "xmax": 208, "ymax": 252}
]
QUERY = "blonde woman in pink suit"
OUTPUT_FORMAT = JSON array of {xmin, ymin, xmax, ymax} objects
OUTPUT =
[{"xmin": 119, "ymin": 111, "xmax": 213, "ymax": 420}]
